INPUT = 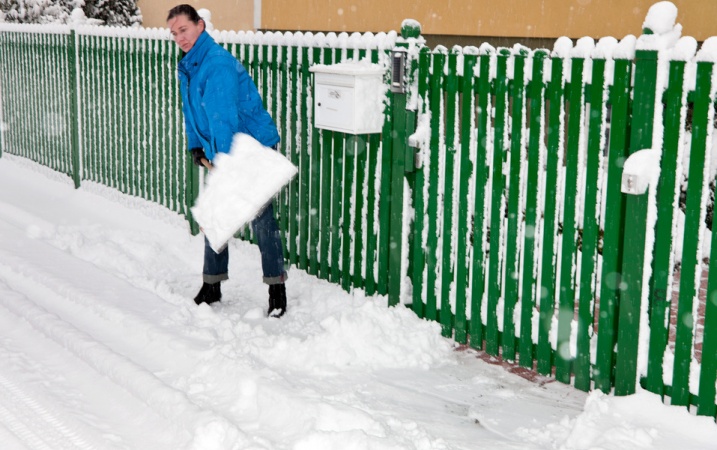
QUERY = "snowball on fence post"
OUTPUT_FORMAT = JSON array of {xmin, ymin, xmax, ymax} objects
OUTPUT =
[{"xmin": 621, "ymin": 148, "xmax": 661, "ymax": 195}]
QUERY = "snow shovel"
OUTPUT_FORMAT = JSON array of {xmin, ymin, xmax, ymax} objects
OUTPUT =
[{"xmin": 190, "ymin": 133, "xmax": 298, "ymax": 253}]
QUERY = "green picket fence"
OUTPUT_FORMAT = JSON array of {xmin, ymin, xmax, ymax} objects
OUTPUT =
[
  {"xmin": 401, "ymin": 30, "xmax": 717, "ymax": 416},
  {"xmin": 1, "ymin": 10, "xmax": 716, "ymax": 418}
]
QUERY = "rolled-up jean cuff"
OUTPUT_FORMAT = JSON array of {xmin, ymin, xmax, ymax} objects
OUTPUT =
[
  {"xmin": 203, "ymin": 273, "xmax": 228, "ymax": 284},
  {"xmin": 263, "ymin": 272, "xmax": 287, "ymax": 285}
]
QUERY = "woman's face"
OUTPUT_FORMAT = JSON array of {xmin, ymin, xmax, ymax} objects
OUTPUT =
[{"xmin": 168, "ymin": 14, "xmax": 204, "ymax": 53}]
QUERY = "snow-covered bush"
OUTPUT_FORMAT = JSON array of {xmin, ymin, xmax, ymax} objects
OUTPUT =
[{"xmin": 0, "ymin": 0, "xmax": 141, "ymax": 26}]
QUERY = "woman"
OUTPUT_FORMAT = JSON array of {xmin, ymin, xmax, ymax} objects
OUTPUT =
[{"xmin": 167, "ymin": 4, "xmax": 287, "ymax": 317}]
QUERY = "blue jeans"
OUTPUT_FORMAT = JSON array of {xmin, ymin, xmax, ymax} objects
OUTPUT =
[{"xmin": 203, "ymin": 203, "xmax": 286, "ymax": 285}]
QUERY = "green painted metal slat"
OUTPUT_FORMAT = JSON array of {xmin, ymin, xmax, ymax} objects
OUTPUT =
[
  {"xmin": 469, "ymin": 51, "xmax": 492, "ymax": 350},
  {"xmin": 502, "ymin": 50, "xmax": 527, "ymax": 361},
  {"xmin": 425, "ymin": 50, "xmax": 444, "ymax": 321},
  {"xmin": 534, "ymin": 51, "xmax": 560, "ymax": 373},
  {"xmin": 555, "ymin": 57, "xmax": 585, "ymax": 384},
  {"xmin": 593, "ymin": 57, "xmax": 631, "ymax": 392},
  {"xmin": 671, "ymin": 60, "xmax": 714, "ymax": 406},
  {"xmin": 574, "ymin": 57, "xmax": 606, "ymax": 392},
  {"xmin": 698, "ymin": 183, "xmax": 717, "ymax": 416},
  {"xmin": 454, "ymin": 52, "xmax": 477, "ymax": 344},
  {"xmin": 308, "ymin": 46, "xmax": 321, "ymax": 277},
  {"xmin": 645, "ymin": 58, "xmax": 688, "ymax": 395},
  {"xmin": 364, "ymin": 132, "xmax": 380, "ymax": 295},
  {"xmin": 296, "ymin": 45, "xmax": 309, "ymax": 271},
  {"xmin": 411, "ymin": 47, "xmax": 431, "ymax": 318},
  {"xmin": 440, "ymin": 50, "xmax": 459, "ymax": 335},
  {"xmin": 519, "ymin": 50, "xmax": 548, "ymax": 368},
  {"xmin": 486, "ymin": 48, "xmax": 510, "ymax": 356},
  {"xmin": 330, "ymin": 130, "xmax": 344, "ymax": 284}
]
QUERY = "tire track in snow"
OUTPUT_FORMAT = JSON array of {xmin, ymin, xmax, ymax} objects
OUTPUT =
[
  {"xmin": 0, "ymin": 419, "xmax": 30, "ymax": 450},
  {"xmin": 0, "ymin": 372, "xmax": 97, "ymax": 450},
  {"xmin": 0, "ymin": 286, "xmax": 248, "ymax": 449}
]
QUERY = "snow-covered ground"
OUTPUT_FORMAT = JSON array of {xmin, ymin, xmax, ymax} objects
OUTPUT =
[{"xmin": 0, "ymin": 154, "xmax": 715, "ymax": 449}]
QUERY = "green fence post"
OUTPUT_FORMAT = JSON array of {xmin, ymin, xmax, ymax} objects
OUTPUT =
[
  {"xmin": 614, "ymin": 48, "xmax": 658, "ymax": 396},
  {"xmin": 387, "ymin": 21, "xmax": 420, "ymax": 307},
  {"xmin": 68, "ymin": 29, "xmax": 81, "ymax": 188}
]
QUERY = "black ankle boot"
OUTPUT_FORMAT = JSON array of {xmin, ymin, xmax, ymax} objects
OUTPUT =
[
  {"xmin": 194, "ymin": 282, "xmax": 221, "ymax": 305},
  {"xmin": 268, "ymin": 283, "xmax": 286, "ymax": 318}
]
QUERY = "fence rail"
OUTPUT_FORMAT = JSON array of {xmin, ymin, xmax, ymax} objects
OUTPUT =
[{"xmin": 1, "ymin": 9, "xmax": 716, "ymax": 418}]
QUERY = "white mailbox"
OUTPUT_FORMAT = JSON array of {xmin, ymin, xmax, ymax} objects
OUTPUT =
[{"xmin": 310, "ymin": 62, "xmax": 386, "ymax": 134}]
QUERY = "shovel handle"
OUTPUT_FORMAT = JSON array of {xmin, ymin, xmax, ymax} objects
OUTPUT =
[{"xmin": 200, "ymin": 158, "xmax": 213, "ymax": 170}]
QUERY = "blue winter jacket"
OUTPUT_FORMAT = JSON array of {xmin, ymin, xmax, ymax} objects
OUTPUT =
[{"xmin": 177, "ymin": 31, "xmax": 280, "ymax": 161}]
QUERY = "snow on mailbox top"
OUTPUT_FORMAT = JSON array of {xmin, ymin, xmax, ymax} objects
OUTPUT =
[{"xmin": 310, "ymin": 61, "xmax": 387, "ymax": 134}]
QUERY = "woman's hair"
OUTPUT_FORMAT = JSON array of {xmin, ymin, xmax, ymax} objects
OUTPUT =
[{"xmin": 167, "ymin": 4, "xmax": 202, "ymax": 23}]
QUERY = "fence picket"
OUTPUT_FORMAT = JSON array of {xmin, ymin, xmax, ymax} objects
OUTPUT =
[
  {"xmin": 411, "ymin": 48, "xmax": 431, "ymax": 318},
  {"xmin": 440, "ymin": 50, "xmax": 459, "ymax": 336},
  {"xmin": 671, "ymin": 60, "xmax": 714, "ymax": 407},
  {"xmin": 575, "ymin": 57, "xmax": 606, "ymax": 391},
  {"xmin": 502, "ymin": 49, "xmax": 527, "ymax": 361},
  {"xmin": 645, "ymin": 58, "xmax": 688, "ymax": 395},
  {"xmin": 594, "ymin": 57, "xmax": 631, "ymax": 393},
  {"xmin": 520, "ymin": 50, "xmax": 548, "ymax": 367},
  {"xmin": 556, "ymin": 56, "xmax": 586, "ymax": 383},
  {"xmin": 486, "ymin": 48, "xmax": 510, "ymax": 356},
  {"xmin": 469, "ymin": 50, "xmax": 493, "ymax": 350},
  {"xmin": 425, "ymin": 51, "xmax": 444, "ymax": 322},
  {"xmin": 454, "ymin": 52, "xmax": 477, "ymax": 344}
]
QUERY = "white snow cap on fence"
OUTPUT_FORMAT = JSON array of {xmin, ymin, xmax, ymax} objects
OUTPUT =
[
  {"xmin": 401, "ymin": 19, "xmax": 421, "ymax": 33},
  {"xmin": 638, "ymin": 1, "xmax": 682, "ymax": 51},
  {"xmin": 696, "ymin": 36, "xmax": 717, "ymax": 63},
  {"xmin": 642, "ymin": 1, "xmax": 678, "ymax": 35},
  {"xmin": 570, "ymin": 36, "xmax": 595, "ymax": 58},
  {"xmin": 670, "ymin": 36, "xmax": 698, "ymax": 61},
  {"xmin": 593, "ymin": 36, "xmax": 618, "ymax": 59},
  {"xmin": 613, "ymin": 35, "xmax": 637, "ymax": 60},
  {"xmin": 621, "ymin": 149, "xmax": 661, "ymax": 195},
  {"xmin": 552, "ymin": 36, "xmax": 573, "ymax": 58}
]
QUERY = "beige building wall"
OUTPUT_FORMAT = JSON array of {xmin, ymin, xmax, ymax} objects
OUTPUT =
[
  {"xmin": 138, "ymin": 0, "xmax": 254, "ymax": 31},
  {"xmin": 262, "ymin": 0, "xmax": 715, "ymax": 41},
  {"xmin": 139, "ymin": 0, "xmax": 716, "ymax": 41}
]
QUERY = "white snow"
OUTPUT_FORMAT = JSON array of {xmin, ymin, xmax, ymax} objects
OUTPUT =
[
  {"xmin": 621, "ymin": 148, "xmax": 661, "ymax": 196},
  {"xmin": 642, "ymin": 1, "xmax": 679, "ymax": 35},
  {"xmin": 191, "ymin": 133, "xmax": 298, "ymax": 253},
  {"xmin": 637, "ymin": 1, "xmax": 682, "ymax": 51},
  {"xmin": 1, "ymin": 149, "xmax": 716, "ymax": 449}
]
